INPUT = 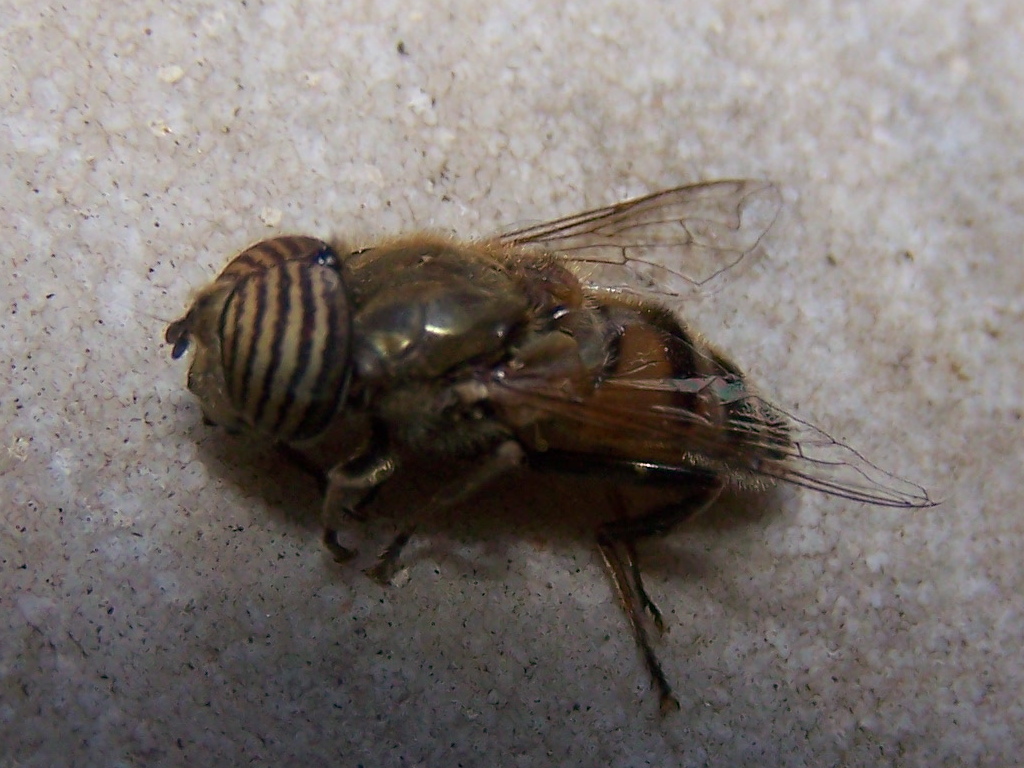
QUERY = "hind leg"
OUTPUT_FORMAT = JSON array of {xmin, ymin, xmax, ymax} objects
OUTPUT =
[{"xmin": 597, "ymin": 471, "xmax": 723, "ymax": 713}]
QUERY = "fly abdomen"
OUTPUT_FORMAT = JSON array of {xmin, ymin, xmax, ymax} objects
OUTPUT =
[{"xmin": 215, "ymin": 240, "xmax": 353, "ymax": 442}]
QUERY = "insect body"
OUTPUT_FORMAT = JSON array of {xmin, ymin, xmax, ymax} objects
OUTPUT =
[{"xmin": 166, "ymin": 181, "xmax": 933, "ymax": 712}]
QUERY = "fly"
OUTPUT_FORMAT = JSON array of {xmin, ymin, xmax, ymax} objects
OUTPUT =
[{"xmin": 166, "ymin": 180, "xmax": 934, "ymax": 712}]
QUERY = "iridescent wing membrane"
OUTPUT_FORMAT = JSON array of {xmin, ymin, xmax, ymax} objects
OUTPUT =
[
  {"xmin": 496, "ymin": 181, "xmax": 934, "ymax": 508},
  {"xmin": 492, "ymin": 372, "xmax": 933, "ymax": 508},
  {"xmin": 607, "ymin": 377, "xmax": 934, "ymax": 507},
  {"xmin": 500, "ymin": 179, "xmax": 782, "ymax": 295}
]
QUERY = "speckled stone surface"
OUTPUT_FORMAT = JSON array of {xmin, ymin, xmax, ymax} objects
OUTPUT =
[{"xmin": 2, "ymin": 2, "xmax": 1021, "ymax": 766}]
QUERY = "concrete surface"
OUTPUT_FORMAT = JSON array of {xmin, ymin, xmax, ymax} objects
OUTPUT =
[{"xmin": 2, "ymin": 1, "xmax": 1021, "ymax": 766}]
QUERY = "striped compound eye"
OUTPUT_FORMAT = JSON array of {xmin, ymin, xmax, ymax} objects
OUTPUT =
[{"xmin": 214, "ymin": 237, "xmax": 353, "ymax": 442}]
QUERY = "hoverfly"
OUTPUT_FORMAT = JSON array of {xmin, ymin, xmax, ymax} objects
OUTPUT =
[{"xmin": 165, "ymin": 180, "xmax": 933, "ymax": 712}]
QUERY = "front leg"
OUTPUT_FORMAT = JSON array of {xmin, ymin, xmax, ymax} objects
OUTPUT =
[
  {"xmin": 321, "ymin": 426, "xmax": 398, "ymax": 561},
  {"xmin": 365, "ymin": 440, "xmax": 526, "ymax": 585}
]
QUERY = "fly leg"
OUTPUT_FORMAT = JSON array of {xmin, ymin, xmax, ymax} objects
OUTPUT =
[
  {"xmin": 322, "ymin": 453, "xmax": 397, "ymax": 561},
  {"xmin": 320, "ymin": 425, "xmax": 398, "ymax": 562},
  {"xmin": 366, "ymin": 440, "xmax": 525, "ymax": 584},
  {"xmin": 605, "ymin": 489, "xmax": 667, "ymax": 633},
  {"xmin": 597, "ymin": 471, "xmax": 723, "ymax": 714}
]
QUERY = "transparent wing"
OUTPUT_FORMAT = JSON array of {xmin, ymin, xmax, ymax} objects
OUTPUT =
[
  {"xmin": 490, "ymin": 373, "xmax": 935, "ymax": 509},
  {"xmin": 493, "ymin": 180, "xmax": 931, "ymax": 507},
  {"xmin": 499, "ymin": 180, "xmax": 782, "ymax": 295},
  {"xmin": 754, "ymin": 408, "xmax": 936, "ymax": 507}
]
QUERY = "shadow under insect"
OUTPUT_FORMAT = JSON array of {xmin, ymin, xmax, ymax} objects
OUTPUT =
[{"xmin": 193, "ymin": 422, "xmax": 792, "ymax": 714}]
